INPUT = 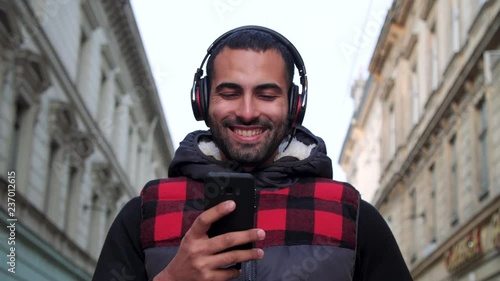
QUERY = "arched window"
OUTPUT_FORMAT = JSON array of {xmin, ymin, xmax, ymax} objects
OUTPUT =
[
  {"xmin": 45, "ymin": 101, "xmax": 93, "ymax": 230},
  {"xmin": 1, "ymin": 48, "xmax": 50, "ymax": 196},
  {"xmin": 86, "ymin": 163, "xmax": 121, "ymax": 259}
]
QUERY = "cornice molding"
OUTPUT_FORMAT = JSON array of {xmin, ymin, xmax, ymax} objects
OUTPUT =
[
  {"xmin": 97, "ymin": 0, "xmax": 175, "ymax": 162},
  {"xmin": 15, "ymin": 0, "xmax": 137, "ymax": 198}
]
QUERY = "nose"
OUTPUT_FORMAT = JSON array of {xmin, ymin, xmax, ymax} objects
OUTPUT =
[{"xmin": 235, "ymin": 94, "xmax": 260, "ymax": 123}]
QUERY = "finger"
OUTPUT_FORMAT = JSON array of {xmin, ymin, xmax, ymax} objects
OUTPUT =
[
  {"xmin": 210, "ymin": 248, "xmax": 265, "ymax": 269},
  {"xmin": 208, "ymin": 229, "xmax": 266, "ymax": 254},
  {"xmin": 188, "ymin": 200, "xmax": 236, "ymax": 238},
  {"xmin": 206, "ymin": 268, "xmax": 241, "ymax": 281}
]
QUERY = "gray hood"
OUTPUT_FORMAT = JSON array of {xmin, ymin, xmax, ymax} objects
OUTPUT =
[{"xmin": 168, "ymin": 126, "xmax": 333, "ymax": 188}]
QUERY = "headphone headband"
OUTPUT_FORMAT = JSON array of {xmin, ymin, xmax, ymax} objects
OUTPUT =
[
  {"xmin": 191, "ymin": 25, "xmax": 308, "ymax": 129},
  {"xmin": 199, "ymin": 25, "xmax": 307, "ymax": 78}
]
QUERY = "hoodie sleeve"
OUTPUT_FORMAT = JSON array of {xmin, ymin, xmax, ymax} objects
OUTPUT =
[
  {"xmin": 91, "ymin": 196, "xmax": 148, "ymax": 281},
  {"xmin": 353, "ymin": 200, "xmax": 414, "ymax": 281}
]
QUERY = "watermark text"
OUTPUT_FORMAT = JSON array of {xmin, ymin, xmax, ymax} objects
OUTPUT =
[{"xmin": 6, "ymin": 171, "xmax": 17, "ymax": 274}]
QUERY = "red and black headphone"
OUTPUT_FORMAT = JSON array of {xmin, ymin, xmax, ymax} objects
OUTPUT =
[{"xmin": 190, "ymin": 25, "xmax": 308, "ymax": 130}]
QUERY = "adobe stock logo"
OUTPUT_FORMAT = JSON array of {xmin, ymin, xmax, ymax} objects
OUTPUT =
[
  {"xmin": 281, "ymin": 245, "xmax": 336, "ymax": 281},
  {"xmin": 5, "ymin": 0, "xmax": 73, "ymax": 53},
  {"xmin": 212, "ymin": 0, "xmax": 245, "ymax": 21},
  {"xmin": 280, "ymin": 235, "xmax": 353, "ymax": 281},
  {"xmin": 151, "ymin": 64, "xmax": 173, "ymax": 90},
  {"xmin": 340, "ymin": 8, "xmax": 388, "ymax": 63}
]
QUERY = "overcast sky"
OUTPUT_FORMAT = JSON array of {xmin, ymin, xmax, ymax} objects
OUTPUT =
[{"xmin": 130, "ymin": 0, "xmax": 393, "ymax": 181}]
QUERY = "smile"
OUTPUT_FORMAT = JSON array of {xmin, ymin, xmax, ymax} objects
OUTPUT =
[{"xmin": 233, "ymin": 129, "xmax": 263, "ymax": 137}]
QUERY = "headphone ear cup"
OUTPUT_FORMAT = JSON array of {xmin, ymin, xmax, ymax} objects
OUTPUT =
[
  {"xmin": 200, "ymin": 77, "xmax": 210, "ymax": 121},
  {"xmin": 191, "ymin": 78, "xmax": 204, "ymax": 121},
  {"xmin": 288, "ymin": 84, "xmax": 299, "ymax": 128},
  {"xmin": 295, "ymin": 89, "xmax": 306, "ymax": 126},
  {"xmin": 191, "ymin": 75, "xmax": 210, "ymax": 122}
]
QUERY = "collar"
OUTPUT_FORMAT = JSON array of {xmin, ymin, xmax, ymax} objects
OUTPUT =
[{"xmin": 168, "ymin": 126, "xmax": 333, "ymax": 188}]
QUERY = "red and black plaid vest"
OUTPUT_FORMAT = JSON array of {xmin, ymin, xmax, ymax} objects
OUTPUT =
[{"xmin": 140, "ymin": 177, "xmax": 360, "ymax": 251}]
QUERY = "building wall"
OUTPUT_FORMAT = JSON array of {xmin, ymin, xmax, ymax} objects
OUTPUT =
[
  {"xmin": 343, "ymin": 0, "xmax": 499, "ymax": 280},
  {"xmin": 339, "ymin": 77, "xmax": 383, "ymax": 203},
  {"xmin": 0, "ymin": 0, "xmax": 174, "ymax": 279}
]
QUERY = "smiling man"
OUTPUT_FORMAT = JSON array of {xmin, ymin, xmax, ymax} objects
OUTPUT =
[
  {"xmin": 208, "ymin": 48, "xmax": 289, "ymax": 167},
  {"xmin": 92, "ymin": 26, "xmax": 413, "ymax": 281}
]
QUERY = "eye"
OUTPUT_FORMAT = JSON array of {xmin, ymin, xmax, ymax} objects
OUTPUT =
[
  {"xmin": 259, "ymin": 93, "xmax": 278, "ymax": 101},
  {"xmin": 219, "ymin": 92, "xmax": 239, "ymax": 99}
]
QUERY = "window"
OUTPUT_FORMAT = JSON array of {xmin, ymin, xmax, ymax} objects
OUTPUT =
[
  {"xmin": 450, "ymin": 135, "xmax": 459, "ymax": 225},
  {"xmin": 430, "ymin": 26, "xmax": 439, "ymax": 92},
  {"xmin": 8, "ymin": 98, "xmax": 29, "ymax": 171},
  {"xmin": 45, "ymin": 141, "xmax": 60, "ymax": 190},
  {"xmin": 410, "ymin": 188, "xmax": 417, "ymax": 262},
  {"xmin": 127, "ymin": 124, "xmax": 138, "ymax": 185},
  {"xmin": 451, "ymin": 0, "xmax": 461, "ymax": 52},
  {"xmin": 410, "ymin": 62, "xmax": 420, "ymax": 125},
  {"xmin": 44, "ymin": 102, "xmax": 92, "ymax": 230},
  {"xmin": 477, "ymin": 99, "xmax": 489, "ymax": 198},
  {"xmin": 76, "ymin": 29, "xmax": 88, "ymax": 84},
  {"xmin": 97, "ymin": 70, "xmax": 118, "ymax": 139},
  {"xmin": 112, "ymin": 94, "xmax": 131, "ymax": 166},
  {"xmin": 76, "ymin": 28, "xmax": 106, "ymax": 115},
  {"xmin": 65, "ymin": 167, "xmax": 77, "ymax": 225},
  {"xmin": 64, "ymin": 166, "xmax": 81, "ymax": 237},
  {"xmin": 389, "ymin": 105, "xmax": 396, "ymax": 157},
  {"xmin": 429, "ymin": 164, "xmax": 437, "ymax": 242},
  {"xmin": 87, "ymin": 192, "xmax": 103, "ymax": 258},
  {"xmin": 45, "ymin": 140, "xmax": 65, "ymax": 227},
  {"xmin": 87, "ymin": 164, "xmax": 112, "ymax": 258}
]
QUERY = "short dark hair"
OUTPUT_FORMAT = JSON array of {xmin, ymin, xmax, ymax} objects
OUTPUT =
[{"xmin": 206, "ymin": 29, "xmax": 295, "ymax": 92}]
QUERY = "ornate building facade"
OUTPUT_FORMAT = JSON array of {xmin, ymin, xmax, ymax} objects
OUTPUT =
[
  {"xmin": 340, "ymin": 0, "xmax": 499, "ymax": 280},
  {"xmin": 0, "ymin": 0, "xmax": 174, "ymax": 279},
  {"xmin": 339, "ymin": 76, "xmax": 382, "ymax": 203}
]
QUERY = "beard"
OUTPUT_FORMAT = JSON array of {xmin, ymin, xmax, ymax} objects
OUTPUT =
[{"xmin": 208, "ymin": 115, "xmax": 289, "ymax": 167}]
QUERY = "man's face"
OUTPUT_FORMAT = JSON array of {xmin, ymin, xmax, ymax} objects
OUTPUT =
[{"xmin": 207, "ymin": 47, "xmax": 289, "ymax": 167}]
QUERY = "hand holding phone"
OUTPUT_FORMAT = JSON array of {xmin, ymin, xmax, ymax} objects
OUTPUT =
[
  {"xmin": 204, "ymin": 172, "xmax": 257, "ymax": 252},
  {"xmin": 156, "ymin": 198, "xmax": 265, "ymax": 280}
]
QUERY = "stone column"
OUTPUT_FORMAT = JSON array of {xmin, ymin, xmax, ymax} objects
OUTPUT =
[
  {"xmin": 11, "ymin": 50, "xmax": 50, "ymax": 197},
  {"xmin": 88, "ymin": 193, "xmax": 107, "ymax": 259},
  {"xmin": 112, "ymin": 94, "xmax": 131, "ymax": 168},
  {"xmin": 64, "ymin": 134, "xmax": 94, "ymax": 244},
  {"xmin": 45, "ymin": 144, "xmax": 70, "ymax": 230},
  {"xmin": 15, "ymin": 104, "xmax": 41, "ymax": 195},
  {"xmin": 0, "ymin": 53, "xmax": 16, "ymax": 175},
  {"xmin": 127, "ymin": 125, "xmax": 139, "ymax": 186},
  {"xmin": 97, "ymin": 68, "xmax": 119, "ymax": 141},
  {"xmin": 76, "ymin": 28, "xmax": 107, "ymax": 117},
  {"xmin": 137, "ymin": 143, "xmax": 149, "ymax": 190}
]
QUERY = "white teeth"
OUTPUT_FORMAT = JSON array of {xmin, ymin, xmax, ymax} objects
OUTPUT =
[{"xmin": 234, "ymin": 129, "xmax": 262, "ymax": 137}]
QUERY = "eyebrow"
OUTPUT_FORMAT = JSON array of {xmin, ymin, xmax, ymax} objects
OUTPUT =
[
  {"xmin": 214, "ymin": 82, "xmax": 243, "ymax": 93},
  {"xmin": 254, "ymin": 83, "xmax": 283, "ymax": 94},
  {"xmin": 214, "ymin": 82, "xmax": 283, "ymax": 94}
]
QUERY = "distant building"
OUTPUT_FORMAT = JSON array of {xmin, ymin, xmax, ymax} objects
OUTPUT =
[
  {"xmin": 339, "ymin": 76, "xmax": 382, "ymax": 203},
  {"xmin": 341, "ymin": 0, "xmax": 499, "ymax": 280},
  {"xmin": 0, "ymin": 0, "xmax": 174, "ymax": 280}
]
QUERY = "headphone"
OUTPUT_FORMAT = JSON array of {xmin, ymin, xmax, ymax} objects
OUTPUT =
[{"xmin": 190, "ymin": 25, "xmax": 308, "ymax": 130}]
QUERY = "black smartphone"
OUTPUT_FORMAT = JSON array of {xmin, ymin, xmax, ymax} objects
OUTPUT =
[{"xmin": 204, "ymin": 172, "xmax": 256, "ymax": 252}]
